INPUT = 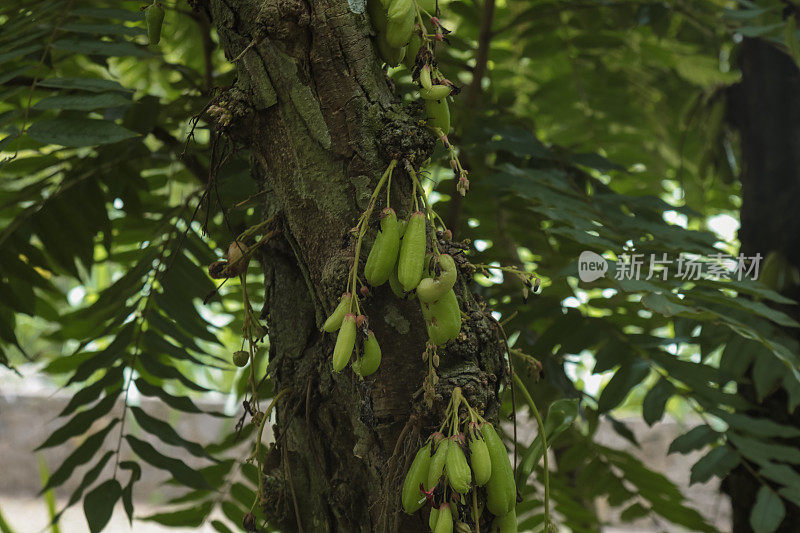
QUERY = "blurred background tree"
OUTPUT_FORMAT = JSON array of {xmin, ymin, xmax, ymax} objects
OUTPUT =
[{"xmin": 1, "ymin": 0, "xmax": 800, "ymax": 532}]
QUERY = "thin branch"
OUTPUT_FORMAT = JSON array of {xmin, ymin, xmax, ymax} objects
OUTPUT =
[
  {"xmin": 448, "ymin": 0, "xmax": 495, "ymax": 230},
  {"xmin": 465, "ymin": 0, "xmax": 496, "ymax": 108}
]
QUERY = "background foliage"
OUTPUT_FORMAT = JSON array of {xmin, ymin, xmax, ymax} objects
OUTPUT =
[{"xmin": 1, "ymin": 0, "xmax": 800, "ymax": 531}]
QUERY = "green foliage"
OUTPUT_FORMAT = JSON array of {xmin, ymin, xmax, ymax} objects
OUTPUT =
[
  {"xmin": 1, "ymin": 0, "xmax": 799, "ymax": 532},
  {"xmin": 0, "ymin": 1, "xmax": 253, "ymax": 530},
  {"xmin": 750, "ymin": 486, "xmax": 785, "ymax": 533}
]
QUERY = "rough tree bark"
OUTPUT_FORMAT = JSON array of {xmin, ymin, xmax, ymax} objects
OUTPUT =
[
  {"xmin": 725, "ymin": 37, "xmax": 800, "ymax": 533},
  {"xmin": 191, "ymin": 1, "xmax": 506, "ymax": 531}
]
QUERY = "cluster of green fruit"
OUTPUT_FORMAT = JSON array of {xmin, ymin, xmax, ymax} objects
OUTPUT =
[
  {"xmin": 322, "ymin": 294, "xmax": 382, "ymax": 377},
  {"xmin": 367, "ymin": 0, "xmax": 454, "ymax": 135},
  {"xmin": 369, "ymin": 208, "xmax": 461, "ymax": 346},
  {"xmin": 368, "ymin": 0, "xmax": 417, "ymax": 67},
  {"xmin": 401, "ymin": 390, "xmax": 518, "ymax": 532},
  {"xmin": 322, "ymin": 204, "xmax": 461, "ymax": 375}
]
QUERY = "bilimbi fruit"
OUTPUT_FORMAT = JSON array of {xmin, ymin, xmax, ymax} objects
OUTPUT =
[
  {"xmin": 420, "ymin": 85, "xmax": 451, "ymax": 100},
  {"xmin": 417, "ymin": 254, "xmax": 457, "ymax": 303},
  {"xmin": 402, "ymin": 441, "xmax": 432, "ymax": 514},
  {"xmin": 332, "ymin": 314, "xmax": 356, "ymax": 372},
  {"xmin": 425, "ymin": 97, "xmax": 451, "ymax": 134},
  {"xmin": 434, "ymin": 502, "xmax": 453, "ymax": 533},
  {"xmin": 365, "ymin": 208, "xmax": 400, "ymax": 286},
  {"xmin": 467, "ymin": 422, "xmax": 492, "ymax": 486},
  {"xmin": 425, "ymin": 433, "xmax": 449, "ymax": 490},
  {"xmin": 386, "ymin": 0, "xmax": 415, "ymax": 48},
  {"xmin": 482, "ymin": 423, "xmax": 517, "ymax": 516},
  {"xmin": 492, "ymin": 508, "xmax": 518, "ymax": 533},
  {"xmin": 420, "ymin": 289, "xmax": 461, "ymax": 346},
  {"xmin": 145, "ymin": 2, "xmax": 165, "ymax": 45},
  {"xmin": 444, "ymin": 435, "xmax": 471, "ymax": 494},
  {"xmin": 353, "ymin": 330, "xmax": 382, "ymax": 377},
  {"xmin": 322, "ymin": 293, "xmax": 352, "ymax": 332},
  {"xmin": 398, "ymin": 211, "xmax": 427, "ymax": 291}
]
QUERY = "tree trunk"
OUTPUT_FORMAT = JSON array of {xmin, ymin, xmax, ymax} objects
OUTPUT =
[
  {"xmin": 725, "ymin": 37, "xmax": 800, "ymax": 533},
  {"xmin": 192, "ymin": 1, "xmax": 507, "ymax": 531}
]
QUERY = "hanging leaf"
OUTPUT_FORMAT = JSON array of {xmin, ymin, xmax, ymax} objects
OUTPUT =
[
  {"xmin": 40, "ymin": 419, "xmax": 119, "ymax": 493},
  {"xmin": 642, "ymin": 377, "xmax": 675, "ymax": 426},
  {"xmin": 690, "ymin": 446, "xmax": 740, "ymax": 484},
  {"xmin": 83, "ymin": 479, "xmax": 122, "ymax": 533},
  {"xmin": 119, "ymin": 461, "xmax": 142, "ymax": 525},
  {"xmin": 37, "ymin": 77, "xmax": 132, "ymax": 93},
  {"xmin": 668, "ymin": 425, "xmax": 719, "ymax": 455},
  {"xmin": 130, "ymin": 406, "xmax": 216, "ymax": 461},
  {"xmin": 598, "ymin": 360, "xmax": 650, "ymax": 413},
  {"xmin": 27, "ymin": 118, "xmax": 138, "ymax": 147},
  {"xmin": 124, "ymin": 435, "xmax": 211, "ymax": 490},
  {"xmin": 133, "ymin": 378, "xmax": 225, "ymax": 417},
  {"xmin": 749, "ymin": 486, "xmax": 785, "ymax": 533},
  {"xmin": 57, "ymin": 451, "xmax": 115, "ymax": 521},
  {"xmin": 141, "ymin": 501, "xmax": 214, "ymax": 527},
  {"xmin": 33, "ymin": 93, "xmax": 132, "ymax": 111},
  {"xmin": 37, "ymin": 391, "xmax": 121, "ymax": 450},
  {"xmin": 51, "ymin": 37, "xmax": 150, "ymax": 57},
  {"xmin": 58, "ymin": 365, "xmax": 124, "ymax": 418}
]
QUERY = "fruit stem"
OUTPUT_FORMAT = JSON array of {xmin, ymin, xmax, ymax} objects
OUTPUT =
[
  {"xmin": 240, "ymin": 273, "xmax": 259, "ymax": 407},
  {"xmin": 472, "ymin": 489, "xmax": 480, "ymax": 533},
  {"xmin": 347, "ymin": 160, "xmax": 397, "ymax": 305},
  {"xmin": 412, "ymin": 1, "xmax": 430, "ymax": 45},
  {"xmin": 252, "ymin": 388, "xmax": 290, "ymax": 512},
  {"xmin": 405, "ymin": 163, "xmax": 436, "ymax": 234}
]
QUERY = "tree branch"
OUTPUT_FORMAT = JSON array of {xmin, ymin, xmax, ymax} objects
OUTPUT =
[{"xmin": 448, "ymin": 0, "xmax": 495, "ymax": 231}]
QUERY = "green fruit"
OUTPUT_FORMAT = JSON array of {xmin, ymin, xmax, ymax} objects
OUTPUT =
[
  {"xmin": 429, "ymin": 507, "xmax": 439, "ymax": 531},
  {"xmin": 419, "ymin": 298, "xmax": 437, "ymax": 340},
  {"xmin": 322, "ymin": 293, "xmax": 352, "ymax": 332},
  {"xmin": 332, "ymin": 314, "xmax": 356, "ymax": 372},
  {"xmin": 232, "ymin": 350, "xmax": 249, "ymax": 367},
  {"xmin": 398, "ymin": 211, "xmax": 427, "ymax": 291},
  {"xmin": 425, "ymin": 98, "xmax": 450, "ymax": 134},
  {"xmin": 417, "ymin": 254, "xmax": 457, "ymax": 303},
  {"xmin": 434, "ymin": 503, "xmax": 453, "ymax": 533},
  {"xmin": 376, "ymin": 33, "xmax": 406, "ymax": 66},
  {"xmin": 404, "ymin": 31, "xmax": 422, "ymax": 68},
  {"xmin": 455, "ymin": 523, "xmax": 472, "ymax": 533},
  {"xmin": 494, "ymin": 508, "xmax": 517, "ymax": 533},
  {"xmin": 367, "ymin": 0, "xmax": 388, "ymax": 32},
  {"xmin": 421, "ymin": 85, "xmax": 452, "ymax": 100},
  {"xmin": 365, "ymin": 208, "xmax": 400, "ymax": 286},
  {"xmin": 482, "ymin": 423, "xmax": 516, "ymax": 517},
  {"xmin": 402, "ymin": 443, "xmax": 433, "ymax": 514},
  {"xmin": 145, "ymin": 2, "xmax": 165, "ymax": 45},
  {"xmin": 389, "ymin": 264, "xmax": 410, "ymax": 299},
  {"xmin": 468, "ymin": 427, "xmax": 492, "ymax": 486},
  {"xmin": 424, "ymin": 289, "xmax": 461, "ymax": 345},
  {"xmin": 419, "ymin": 65, "xmax": 433, "ymax": 90},
  {"xmin": 353, "ymin": 330, "xmax": 382, "ymax": 377},
  {"xmin": 386, "ymin": 0, "xmax": 415, "ymax": 47},
  {"xmin": 445, "ymin": 438, "xmax": 471, "ymax": 494},
  {"xmin": 425, "ymin": 436, "xmax": 450, "ymax": 490}
]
